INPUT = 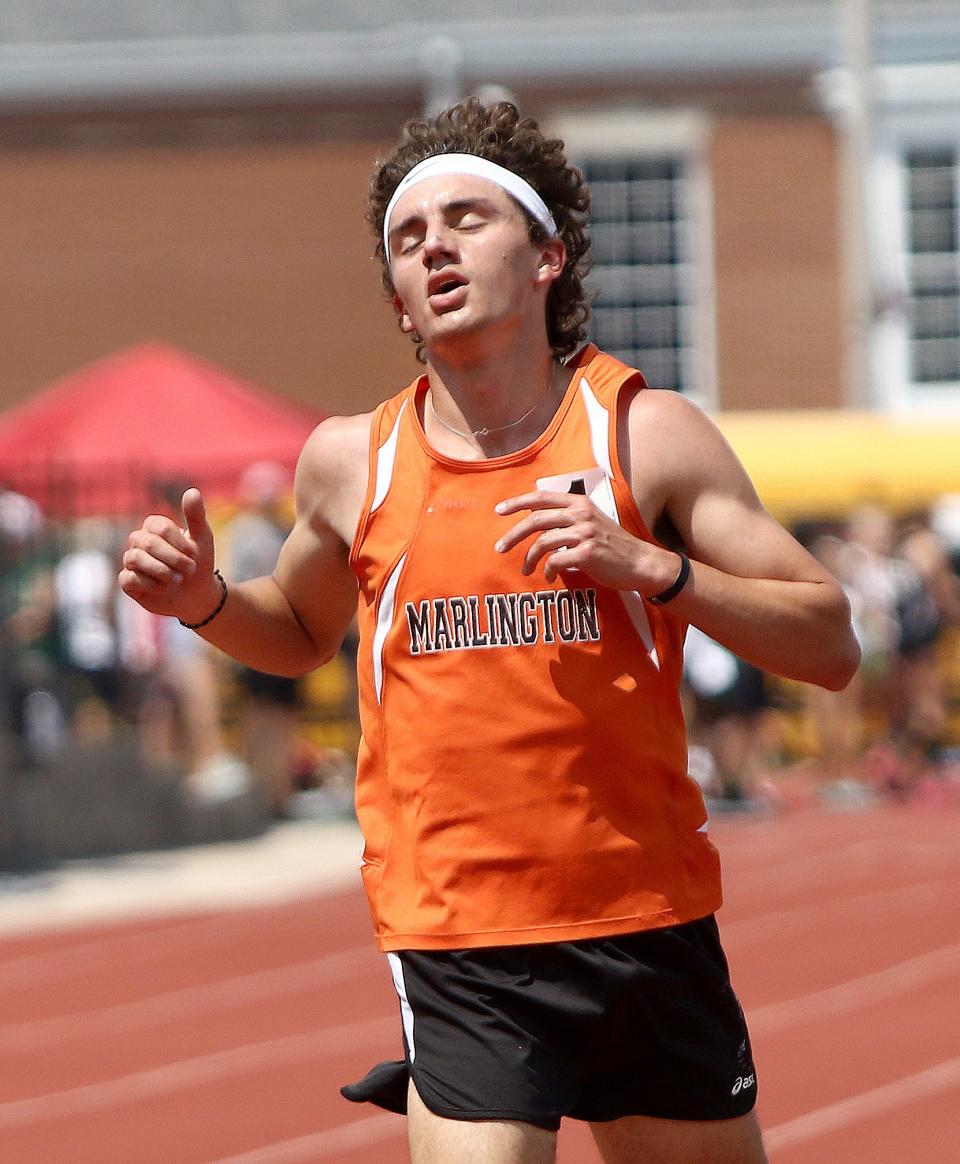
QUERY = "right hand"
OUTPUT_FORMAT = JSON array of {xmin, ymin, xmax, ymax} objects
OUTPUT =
[{"xmin": 119, "ymin": 488, "xmax": 220, "ymax": 624}]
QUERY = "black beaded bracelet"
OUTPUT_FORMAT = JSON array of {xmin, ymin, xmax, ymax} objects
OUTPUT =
[
  {"xmin": 649, "ymin": 551, "xmax": 691, "ymax": 606},
  {"xmin": 178, "ymin": 569, "xmax": 228, "ymax": 629}
]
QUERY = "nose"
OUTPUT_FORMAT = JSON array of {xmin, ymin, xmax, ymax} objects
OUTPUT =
[{"xmin": 421, "ymin": 221, "xmax": 457, "ymax": 268}]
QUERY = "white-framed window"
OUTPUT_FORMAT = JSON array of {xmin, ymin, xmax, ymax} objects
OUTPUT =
[
  {"xmin": 902, "ymin": 147, "xmax": 959, "ymax": 387},
  {"xmin": 872, "ymin": 111, "xmax": 960, "ymax": 411},
  {"xmin": 547, "ymin": 109, "xmax": 716, "ymax": 405}
]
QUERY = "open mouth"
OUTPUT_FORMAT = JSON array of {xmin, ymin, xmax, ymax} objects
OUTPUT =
[
  {"xmin": 427, "ymin": 274, "xmax": 468, "ymax": 311},
  {"xmin": 428, "ymin": 272, "xmax": 466, "ymax": 296}
]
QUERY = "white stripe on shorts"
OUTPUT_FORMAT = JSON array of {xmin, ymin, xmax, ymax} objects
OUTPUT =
[{"xmin": 386, "ymin": 952, "xmax": 416, "ymax": 1062}]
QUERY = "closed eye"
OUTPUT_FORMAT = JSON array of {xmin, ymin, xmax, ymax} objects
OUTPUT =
[
  {"xmin": 389, "ymin": 197, "xmax": 498, "ymax": 259},
  {"xmin": 454, "ymin": 211, "xmax": 486, "ymax": 231},
  {"xmin": 396, "ymin": 230, "xmax": 424, "ymax": 256}
]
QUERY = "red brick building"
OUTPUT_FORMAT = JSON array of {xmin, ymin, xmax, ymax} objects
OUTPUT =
[{"xmin": 0, "ymin": 2, "xmax": 957, "ymax": 460}]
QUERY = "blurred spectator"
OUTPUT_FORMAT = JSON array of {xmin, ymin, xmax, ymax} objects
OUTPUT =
[
  {"xmin": 0, "ymin": 489, "xmax": 65, "ymax": 764},
  {"xmin": 54, "ymin": 518, "xmax": 122, "ymax": 722},
  {"xmin": 800, "ymin": 529, "xmax": 879, "ymax": 807},
  {"xmin": 0, "ymin": 476, "xmax": 359, "ymax": 862},
  {"xmin": 227, "ymin": 461, "xmax": 302, "ymax": 817},
  {"xmin": 818, "ymin": 505, "xmax": 952, "ymax": 801},
  {"xmin": 891, "ymin": 512, "xmax": 957, "ymax": 774},
  {"xmin": 286, "ymin": 742, "xmax": 357, "ymax": 820},
  {"xmin": 682, "ymin": 626, "xmax": 777, "ymax": 809},
  {"xmin": 930, "ymin": 494, "xmax": 960, "ymax": 578},
  {"xmin": 900, "ymin": 509, "xmax": 960, "ymax": 630},
  {"xmin": 843, "ymin": 505, "xmax": 901, "ymax": 690}
]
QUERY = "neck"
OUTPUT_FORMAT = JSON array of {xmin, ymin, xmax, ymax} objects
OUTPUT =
[{"xmin": 424, "ymin": 344, "xmax": 566, "ymax": 457}]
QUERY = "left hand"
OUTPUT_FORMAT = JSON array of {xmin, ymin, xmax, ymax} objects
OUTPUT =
[{"xmin": 494, "ymin": 490, "xmax": 677, "ymax": 591}]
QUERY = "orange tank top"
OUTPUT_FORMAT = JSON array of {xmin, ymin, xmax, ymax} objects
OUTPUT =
[{"xmin": 349, "ymin": 345, "xmax": 721, "ymax": 952}]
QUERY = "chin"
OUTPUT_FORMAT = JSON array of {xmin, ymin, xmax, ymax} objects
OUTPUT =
[{"xmin": 426, "ymin": 314, "xmax": 486, "ymax": 350}]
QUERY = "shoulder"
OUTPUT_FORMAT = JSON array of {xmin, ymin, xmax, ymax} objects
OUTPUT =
[
  {"xmin": 631, "ymin": 388, "xmax": 755, "ymax": 480},
  {"xmin": 304, "ymin": 410, "xmax": 374, "ymax": 447},
  {"xmin": 625, "ymin": 388, "xmax": 746, "ymax": 483},
  {"xmin": 627, "ymin": 385, "xmax": 720, "ymax": 443},
  {"xmin": 620, "ymin": 387, "xmax": 767, "ymax": 536},
  {"xmin": 295, "ymin": 413, "xmax": 374, "ymax": 542},
  {"xmin": 297, "ymin": 379, "xmax": 415, "ymax": 474},
  {"xmin": 298, "ymin": 413, "xmax": 373, "ymax": 483}
]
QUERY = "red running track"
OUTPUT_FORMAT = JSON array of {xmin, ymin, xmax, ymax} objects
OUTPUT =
[{"xmin": 1, "ymin": 802, "xmax": 958, "ymax": 1163}]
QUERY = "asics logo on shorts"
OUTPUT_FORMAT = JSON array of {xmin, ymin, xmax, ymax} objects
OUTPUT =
[{"xmin": 731, "ymin": 1073, "xmax": 756, "ymax": 1096}]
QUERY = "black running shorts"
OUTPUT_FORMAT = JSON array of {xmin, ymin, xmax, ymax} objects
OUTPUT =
[{"xmin": 341, "ymin": 915, "xmax": 758, "ymax": 1131}]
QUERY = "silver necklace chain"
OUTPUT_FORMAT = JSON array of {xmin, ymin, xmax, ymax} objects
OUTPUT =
[{"xmin": 427, "ymin": 384, "xmax": 555, "ymax": 442}]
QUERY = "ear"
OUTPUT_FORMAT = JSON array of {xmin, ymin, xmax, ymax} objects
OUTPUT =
[
  {"xmin": 534, "ymin": 236, "xmax": 567, "ymax": 288},
  {"xmin": 393, "ymin": 294, "xmax": 416, "ymax": 335}
]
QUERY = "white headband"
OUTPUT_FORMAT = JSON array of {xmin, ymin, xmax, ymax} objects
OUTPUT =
[{"xmin": 382, "ymin": 153, "xmax": 558, "ymax": 265}]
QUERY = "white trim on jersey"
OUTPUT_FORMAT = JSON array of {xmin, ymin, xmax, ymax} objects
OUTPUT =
[
  {"xmin": 373, "ymin": 553, "xmax": 406, "ymax": 705},
  {"xmin": 578, "ymin": 376, "xmax": 660, "ymax": 670},
  {"xmin": 578, "ymin": 376, "xmax": 614, "ymax": 477},
  {"xmin": 371, "ymin": 399, "xmax": 408, "ymax": 514}
]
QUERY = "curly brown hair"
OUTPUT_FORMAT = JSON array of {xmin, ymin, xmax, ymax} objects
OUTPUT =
[{"xmin": 366, "ymin": 99, "xmax": 591, "ymax": 361}]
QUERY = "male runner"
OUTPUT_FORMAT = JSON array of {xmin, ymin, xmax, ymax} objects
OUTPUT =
[{"xmin": 120, "ymin": 100, "xmax": 860, "ymax": 1164}]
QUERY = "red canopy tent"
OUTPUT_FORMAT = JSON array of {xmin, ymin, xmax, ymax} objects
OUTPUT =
[{"xmin": 0, "ymin": 344, "xmax": 325, "ymax": 518}]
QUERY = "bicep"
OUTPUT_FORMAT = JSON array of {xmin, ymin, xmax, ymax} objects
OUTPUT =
[
  {"xmin": 273, "ymin": 518, "xmax": 358, "ymax": 661},
  {"xmin": 681, "ymin": 485, "xmax": 828, "ymax": 585},
  {"xmin": 269, "ymin": 412, "xmax": 369, "ymax": 659},
  {"xmin": 635, "ymin": 391, "xmax": 831, "ymax": 585}
]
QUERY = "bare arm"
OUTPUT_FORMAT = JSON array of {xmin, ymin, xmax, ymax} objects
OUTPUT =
[
  {"xmin": 495, "ymin": 390, "xmax": 860, "ymax": 691},
  {"xmin": 638, "ymin": 392, "xmax": 860, "ymax": 689},
  {"xmin": 118, "ymin": 415, "xmax": 368, "ymax": 677}
]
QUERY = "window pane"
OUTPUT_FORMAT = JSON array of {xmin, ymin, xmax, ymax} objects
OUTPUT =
[
  {"xmin": 581, "ymin": 155, "xmax": 690, "ymax": 392},
  {"xmin": 913, "ymin": 339, "xmax": 960, "ymax": 382},
  {"xmin": 912, "ymin": 294, "xmax": 960, "ymax": 341},
  {"xmin": 904, "ymin": 149, "xmax": 960, "ymax": 386},
  {"xmin": 910, "ymin": 208, "xmax": 957, "ymax": 255}
]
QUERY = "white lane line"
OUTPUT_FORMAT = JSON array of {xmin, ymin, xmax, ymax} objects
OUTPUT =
[
  {"xmin": 0, "ymin": 913, "xmax": 274, "ymax": 987},
  {"xmin": 0, "ymin": 897, "xmax": 363, "ymax": 988},
  {"xmin": 208, "ymin": 1112, "xmax": 405, "ymax": 1163},
  {"xmin": 763, "ymin": 1055, "xmax": 960, "ymax": 1152},
  {"xmin": 721, "ymin": 878, "xmax": 954, "ymax": 947},
  {"xmin": 0, "ymin": 945, "xmax": 377, "ymax": 1051},
  {"xmin": 0, "ymin": 1014, "xmax": 397, "ymax": 1130},
  {"xmin": 748, "ymin": 943, "xmax": 960, "ymax": 1035},
  {"xmin": 721, "ymin": 834, "xmax": 890, "ymax": 883}
]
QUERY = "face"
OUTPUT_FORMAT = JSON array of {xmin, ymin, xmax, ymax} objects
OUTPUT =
[{"xmin": 386, "ymin": 173, "xmax": 564, "ymax": 360}]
